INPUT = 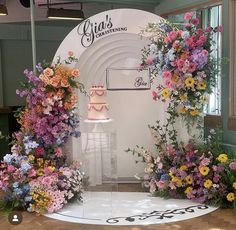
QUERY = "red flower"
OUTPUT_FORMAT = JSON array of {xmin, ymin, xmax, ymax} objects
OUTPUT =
[{"xmin": 35, "ymin": 147, "xmax": 45, "ymax": 156}]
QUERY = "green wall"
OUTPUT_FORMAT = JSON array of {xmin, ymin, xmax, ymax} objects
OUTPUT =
[
  {"xmin": 0, "ymin": 22, "xmax": 76, "ymax": 158},
  {"xmin": 156, "ymin": 0, "xmax": 236, "ymax": 146},
  {"xmin": 0, "ymin": 24, "xmax": 75, "ymax": 106}
]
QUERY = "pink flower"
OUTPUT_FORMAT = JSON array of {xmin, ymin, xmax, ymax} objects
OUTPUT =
[
  {"xmin": 192, "ymin": 18, "xmax": 199, "ymax": 26},
  {"xmin": 172, "ymin": 40, "xmax": 180, "ymax": 49},
  {"xmin": 196, "ymin": 28, "xmax": 203, "ymax": 35},
  {"xmin": 146, "ymin": 57, "xmax": 154, "ymax": 65},
  {"xmin": 165, "ymin": 79, "xmax": 173, "ymax": 89},
  {"xmin": 185, "ymin": 23, "xmax": 191, "ymax": 29},
  {"xmin": 152, "ymin": 91, "xmax": 158, "ymax": 101},
  {"xmin": 7, "ymin": 165, "xmax": 15, "ymax": 173},
  {"xmin": 163, "ymin": 71, "xmax": 172, "ymax": 78},
  {"xmin": 216, "ymin": 25, "xmax": 223, "ymax": 32},
  {"xmin": 164, "ymin": 36, "xmax": 172, "ymax": 43},
  {"xmin": 169, "ymin": 31, "xmax": 177, "ymax": 40},
  {"xmin": 42, "ymin": 176, "xmax": 53, "ymax": 186},
  {"xmin": 202, "ymin": 50, "xmax": 209, "ymax": 56},
  {"xmin": 205, "ymin": 27, "xmax": 212, "ymax": 33},
  {"xmin": 200, "ymin": 157, "xmax": 211, "ymax": 166},
  {"xmin": 55, "ymin": 148, "xmax": 63, "ymax": 157},
  {"xmin": 177, "ymin": 59, "xmax": 184, "ymax": 68},
  {"xmin": 156, "ymin": 181, "xmax": 166, "ymax": 190},
  {"xmin": 185, "ymin": 37, "xmax": 194, "ymax": 46},
  {"xmin": 188, "ymin": 63, "xmax": 196, "ymax": 73},
  {"xmin": 68, "ymin": 51, "xmax": 74, "ymax": 56},
  {"xmin": 28, "ymin": 169, "xmax": 36, "ymax": 177},
  {"xmin": 213, "ymin": 174, "xmax": 220, "ymax": 183},
  {"xmin": 184, "ymin": 12, "xmax": 193, "ymax": 21},
  {"xmin": 199, "ymin": 35, "xmax": 207, "ymax": 43},
  {"xmin": 229, "ymin": 162, "xmax": 236, "ymax": 170}
]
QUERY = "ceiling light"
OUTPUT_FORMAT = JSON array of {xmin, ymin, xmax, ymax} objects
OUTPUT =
[
  {"xmin": 47, "ymin": 8, "xmax": 84, "ymax": 20},
  {"xmin": 0, "ymin": 4, "xmax": 8, "ymax": 16}
]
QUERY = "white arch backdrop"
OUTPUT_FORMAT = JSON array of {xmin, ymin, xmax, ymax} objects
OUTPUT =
[{"xmin": 53, "ymin": 9, "xmax": 176, "ymax": 180}]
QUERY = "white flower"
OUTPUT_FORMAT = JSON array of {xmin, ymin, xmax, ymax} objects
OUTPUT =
[{"xmin": 181, "ymin": 31, "xmax": 190, "ymax": 39}]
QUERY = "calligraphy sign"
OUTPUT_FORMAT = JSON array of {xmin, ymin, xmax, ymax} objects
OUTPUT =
[{"xmin": 106, "ymin": 68, "xmax": 151, "ymax": 90}]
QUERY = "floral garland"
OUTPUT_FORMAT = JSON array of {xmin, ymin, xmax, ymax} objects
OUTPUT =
[
  {"xmin": 0, "ymin": 52, "xmax": 84, "ymax": 214},
  {"xmin": 140, "ymin": 12, "xmax": 223, "ymax": 124}
]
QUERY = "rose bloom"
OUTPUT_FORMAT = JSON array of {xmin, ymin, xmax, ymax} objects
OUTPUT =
[
  {"xmin": 71, "ymin": 69, "xmax": 80, "ymax": 77},
  {"xmin": 68, "ymin": 51, "xmax": 74, "ymax": 56},
  {"xmin": 50, "ymin": 76, "xmax": 61, "ymax": 87},
  {"xmin": 146, "ymin": 57, "xmax": 154, "ymax": 65},
  {"xmin": 192, "ymin": 18, "xmax": 199, "ymax": 26},
  {"xmin": 60, "ymin": 78, "xmax": 70, "ymax": 87},
  {"xmin": 43, "ymin": 67, "xmax": 54, "ymax": 77},
  {"xmin": 152, "ymin": 91, "xmax": 158, "ymax": 101},
  {"xmin": 229, "ymin": 162, "xmax": 236, "ymax": 170},
  {"xmin": 163, "ymin": 71, "xmax": 172, "ymax": 78},
  {"xmin": 184, "ymin": 12, "xmax": 193, "ymax": 21}
]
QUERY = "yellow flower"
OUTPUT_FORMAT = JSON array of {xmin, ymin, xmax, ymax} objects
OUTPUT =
[
  {"xmin": 28, "ymin": 155, "xmax": 35, "ymax": 161},
  {"xmin": 172, "ymin": 176, "xmax": 183, "ymax": 187},
  {"xmin": 37, "ymin": 168, "xmax": 44, "ymax": 176},
  {"xmin": 185, "ymin": 186, "xmax": 193, "ymax": 194},
  {"xmin": 185, "ymin": 77, "xmax": 195, "ymax": 88},
  {"xmin": 197, "ymin": 81, "xmax": 207, "ymax": 90},
  {"xmin": 204, "ymin": 179, "xmax": 213, "ymax": 189},
  {"xmin": 190, "ymin": 109, "xmax": 199, "ymax": 116},
  {"xmin": 217, "ymin": 153, "xmax": 228, "ymax": 163},
  {"xmin": 161, "ymin": 88, "xmax": 170, "ymax": 99},
  {"xmin": 48, "ymin": 166, "xmax": 55, "ymax": 172},
  {"xmin": 185, "ymin": 175, "xmax": 193, "ymax": 185},
  {"xmin": 179, "ymin": 107, "xmax": 187, "ymax": 114},
  {"xmin": 180, "ymin": 165, "xmax": 188, "ymax": 171},
  {"xmin": 37, "ymin": 158, "xmax": 44, "ymax": 167},
  {"xmin": 233, "ymin": 182, "xmax": 236, "ymax": 190},
  {"xmin": 226, "ymin": 193, "xmax": 235, "ymax": 202},
  {"xmin": 199, "ymin": 166, "xmax": 210, "ymax": 176}
]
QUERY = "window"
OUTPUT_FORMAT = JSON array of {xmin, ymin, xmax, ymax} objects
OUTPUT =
[{"xmin": 228, "ymin": 0, "xmax": 236, "ymax": 130}]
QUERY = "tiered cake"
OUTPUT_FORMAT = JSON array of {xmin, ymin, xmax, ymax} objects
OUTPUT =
[{"xmin": 87, "ymin": 85, "xmax": 109, "ymax": 120}]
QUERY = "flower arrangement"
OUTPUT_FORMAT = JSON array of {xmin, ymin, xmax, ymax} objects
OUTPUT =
[
  {"xmin": 0, "ymin": 52, "xmax": 84, "ymax": 214},
  {"xmin": 127, "ymin": 123, "xmax": 236, "ymax": 208},
  {"xmin": 140, "ymin": 12, "xmax": 223, "ymax": 123}
]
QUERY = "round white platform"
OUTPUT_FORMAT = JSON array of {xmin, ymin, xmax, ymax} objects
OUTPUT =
[{"xmin": 45, "ymin": 192, "xmax": 218, "ymax": 225}]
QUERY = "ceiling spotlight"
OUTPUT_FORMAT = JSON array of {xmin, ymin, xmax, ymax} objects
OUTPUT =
[
  {"xmin": 47, "ymin": 8, "xmax": 84, "ymax": 20},
  {"xmin": 0, "ymin": 4, "xmax": 8, "ymax": 16}
]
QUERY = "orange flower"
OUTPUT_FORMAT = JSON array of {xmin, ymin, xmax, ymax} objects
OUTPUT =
[
  {"xmin": 171, "ymin": 74, "xmax": 179, "ymax": 82},
  {"xmin": 64, "ymin": 102, "xmax": 73, "ymax": 110},
  {"xmin": 39, "ymin": 74, "xmax": 50, "ymax": 85},
  {"xmin": 43, "ymin": 67, "xmax": 54, "ymax": 78},
  {"xmin": 50, "ymin": 75, "xmax": 61, "ymax": 87},
  {"xmin": 60, "ymin": 78, "xmax": 70, "ymax": 88},
  {"xmin": 71, "ymin": 69, "xmax": 80, "ymax": 77}
]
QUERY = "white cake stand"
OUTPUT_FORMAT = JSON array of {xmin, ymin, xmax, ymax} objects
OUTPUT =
[{"xmin": 84, "ymin": 119, "xmax": 113, "ymax": 132}]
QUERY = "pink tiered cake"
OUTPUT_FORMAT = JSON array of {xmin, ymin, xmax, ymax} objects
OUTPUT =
[{"xmin": 87, "ymin": 85, "xmax": 109, "ymax": 120}]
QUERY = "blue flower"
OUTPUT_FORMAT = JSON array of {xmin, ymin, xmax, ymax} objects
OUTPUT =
[
  {"xmin": 3, "ymin": 154, "xmax": 13, "ymax": 163},
  {"xmin": 21, "ymin": 162, "xmax": 31, "ymax": 173},
  {"xmin": 13, "ymin": 182, "xmax": 19, "ymax": 188}
]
